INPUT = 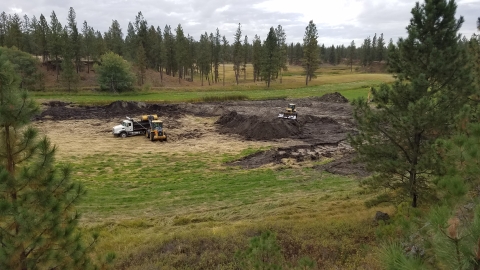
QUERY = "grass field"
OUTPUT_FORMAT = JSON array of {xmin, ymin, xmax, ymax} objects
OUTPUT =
[
  {"xmin": 34, "ymin": 64, "xmax": 393, "ymax": 105},
  {"xmin": 34, "ymin": 65, "xmax": 395, "ymax": 269}
]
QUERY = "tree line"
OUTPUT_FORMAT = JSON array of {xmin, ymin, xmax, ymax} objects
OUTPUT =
[{"xmin": 0, "ymin": 8, "xmax": 395, "ymax": 90}]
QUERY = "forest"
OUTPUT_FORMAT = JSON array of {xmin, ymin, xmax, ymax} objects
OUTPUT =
[{"xmin": 0, "ymin": 8, "xmax": 393, "ymax": 90}]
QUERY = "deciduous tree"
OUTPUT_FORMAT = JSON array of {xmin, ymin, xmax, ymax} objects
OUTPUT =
[{"xmin": 95, "ymin": 52, "xmax": 135, "ymax": 92}]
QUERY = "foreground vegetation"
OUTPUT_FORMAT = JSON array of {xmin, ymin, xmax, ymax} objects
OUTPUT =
[{"xmin": 70, "ymin": 150, "xmax": 386, "ymax": 269}]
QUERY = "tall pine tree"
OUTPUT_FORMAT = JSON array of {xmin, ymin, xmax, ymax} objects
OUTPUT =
[
  {"xmin": 349, "ymin": 0, "xmax": 475, "ymax": 208},
  {"xmin": 302, "ymin": 20, "xmax": 319, "ymax": 85},
  {"xmin": 0, "ymin": 49, "xmax": 97, "ymax": 270}
]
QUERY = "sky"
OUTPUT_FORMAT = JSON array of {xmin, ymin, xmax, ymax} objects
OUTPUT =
[{"xmin": 2, "ymin": 0, "xmax": 479, "ymax": 46}]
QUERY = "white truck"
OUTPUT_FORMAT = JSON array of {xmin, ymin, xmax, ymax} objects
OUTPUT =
[{"xmin": 112, "ymin": 115, "xmax": 154, "ymax": 138}]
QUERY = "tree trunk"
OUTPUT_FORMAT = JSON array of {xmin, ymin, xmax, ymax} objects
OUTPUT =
[
  {"xmin": 280, "ymin": 69, "xmax": 283, "ymax": 84},
  {"xmin": 160, "ymin": 65, "xmax": 163, "ymax": 83},
  {"xmin": 87, "ymin": 55, "xmax": 90, "ymax": 73},
  {"xmin": 55, "ymin": 56, "xmax": 59, "ymax": 82},
  {"xmin": 223, "ymin": 62, "xmax": 225, "ymax": 86},
  {"xmin": 178, "ymin": 67, "xmax": 181, "ymax": 84},
  {"xmin": 201, "ymin": 70, "xmax": 203, "ymax": 86}
]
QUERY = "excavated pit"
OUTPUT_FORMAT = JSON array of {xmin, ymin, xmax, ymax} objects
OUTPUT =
[{"xmin": 35, "ymin": 93, "xmax": 366, "ymax": 176}]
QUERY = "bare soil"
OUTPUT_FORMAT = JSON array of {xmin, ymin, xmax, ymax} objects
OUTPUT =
[{"xmin": 34, "ymin": 94, "xmax": 366, "ymax": 176}]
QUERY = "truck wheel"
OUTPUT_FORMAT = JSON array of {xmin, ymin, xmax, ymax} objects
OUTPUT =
[
  {"xmin": 150, "ymin": 133, "xmax": 154, "ymax": 141},
  {"xmin": 120, "ymin": 132, "xmax": 127, "ymax": 138},
  {"xmin": 164, "ymin": 133, "xmax": 167, "ymax": 142},
  {"xmin": 146, "ymin": 131, "xmax": 150, "ymax": 138}
]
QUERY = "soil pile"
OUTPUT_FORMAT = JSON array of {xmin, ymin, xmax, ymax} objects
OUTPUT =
[
  {"xmin": 216, "ymin": 111, "xmax": 301, "ymax": 140},
  {"xmin": 105, "ymin": 101, "xmax": 147, "ymax": 113},
  {"xmin": 316, "ymin": 92, "xmax": 349, "ymax": 103}
]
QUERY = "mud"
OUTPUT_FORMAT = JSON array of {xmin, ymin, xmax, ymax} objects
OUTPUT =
[{"xmin": 35, "ymin": 92, "xmax": 366, "ymax": 176}]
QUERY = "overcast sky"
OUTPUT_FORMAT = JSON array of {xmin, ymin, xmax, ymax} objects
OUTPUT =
[{"xmin": 2, "ymin": 0, "xmax": 479, "ymax": 46}]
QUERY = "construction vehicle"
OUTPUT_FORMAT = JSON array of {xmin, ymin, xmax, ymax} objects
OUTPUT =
[
  {"xmin": 145, "ymin": 115, "xmax": 167, "ymax": 142},
  {"xmin": 112, "ymin": 115, "xmax": 156, "ymax": 138},
  {"xmin": 278, "ymin": 103, "xmax": 297, "ymax": 120}
]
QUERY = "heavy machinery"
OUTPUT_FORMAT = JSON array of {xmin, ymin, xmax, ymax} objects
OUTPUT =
[
  {"xmin": 112, "ymin": 115, "xmax": 153, "ymax": 138},
  {"xmin": 278, "ymin": 103, "xmax": 297, "ymax": 120},
  {"xmin": 146, "ymin": 115, "xmax": 167, "ymax": 142}
]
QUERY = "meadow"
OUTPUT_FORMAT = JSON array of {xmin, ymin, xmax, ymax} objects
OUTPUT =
[{"xmin": 35, "ymin": 64, "xmax": 394, "ymax": 269}]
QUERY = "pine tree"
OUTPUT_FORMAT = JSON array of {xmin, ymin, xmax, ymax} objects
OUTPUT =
[
  {"xmin": 377, "ymin": 33, "xmax": 386, "ymax": 61},
  {"xmin": 175, "ymin": 24, "xmax": 187, "ymax": 83},
  {"xmin": 48, "ymin": 11, "xmax": 63, "ymax": 81},
  {"xmin": 328, "ymin": 45, "xmax": 336, "ymax": 65},
  {"xmin": 66, "ymin": 7, "xmax": 81, "ymax": 73},
  {"xmin": 163, "ymin": 25, "xmax": 176, "ymax": 77},
  {"xmin": 0, "ymin": 12, "xmax": 7, "ymax": 46},
  {"xmin": 6, "ymin": 14, "xmax": 22, "ymax": 49},
  {"xmin": 60, "ymin": 27, "xmax": 79, "ymax": 91},
  {"xmin": 349, "ymin": 0, "xmax": 475, "ymax": 208},
  {"xmin": 302, "ymin": 20, "xmax": 319, "ymax": 85},
  {"xmin": 93, "ymin": 30, "xmax": 107, "ymax": 61},
  {"xmin": 135, "ymin": 43, "xmax": 147, "ymax": 85},
  {"xmin": 155, "ymin": 26, "xmax": 165, "ymax": 82},
  {"xmin": 232, "ymin": 23, "xmax": 243, "ymax": 85},
  {"xmin": 371, "ymin": 33, "xmax": 377, "ymax": 63},
  {"xmin": 213, "ymin": 29, "xmax": 221, "ymax": 83},
  {"xmin": 242, "ymin": 35, "xmax": 249, "ymax": 81},
  {"xmin": 37, "ymin": 14, "xmax": 49, "ymax": 63},
  {"xmin": 361, "ymin": 36, "xmax": 371, "ymax": 67},
  {"xmin": 275, "ymin": 25, "xmax": 287, "ymax": 83},
  {"xmin": 348, "ymin": 40, "xmax": 356, "ymax": 72},
  {"xmin": 198, "ymin": 32, "xmax": 211, "ymax": 86},
  {"xmin": 261, "ymin": 27, "xmax": 278, "ymax": 88},
  {"xmin": 0, "ymin": 50, "xmax": 97, "ymax": 270},
  {"xmin": 252, "ymin": 35, "xmax": 262, "ymax": 82},
  {"xmin": 21, "ymin": 15, "xmax": 33, "ymax": 54},
  {"xmin": 124, "ymin": 22, "xmax": 137, "ymax": 61},
  {"xmin": 82, "ymin": 21, "xmax": 94, "ymax": 73},
  {"xmin": 104, "ymin": 20, "xmax": 124, "ymax": 56},
  {"xmin": 221, "ymin": 35, "xmax": 229, "ymax": 86}
]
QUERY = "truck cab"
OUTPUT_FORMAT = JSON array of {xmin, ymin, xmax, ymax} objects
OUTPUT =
[{"xmin": 112, "ymin": 120, "xmax": 134, "ymax": 138}]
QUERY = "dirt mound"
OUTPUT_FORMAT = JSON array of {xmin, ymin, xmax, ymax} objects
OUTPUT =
[
  {"xmin": 105, "ymin": 101, "xmax": 148, "ymax": 113},
  {"xmin": 42, "ymin": 101, "xmax": 72, "ymax": 107},
  {"xmin": 216, "ymin": 111, "xmax": 301, "ymax": 140},
  {"xmin": 316, "ymin": 92, "xmax": 349, "ymax": 103},
  {"xmin": 227, "ymin": 142, "xmax": 353, "ymax": 169}
]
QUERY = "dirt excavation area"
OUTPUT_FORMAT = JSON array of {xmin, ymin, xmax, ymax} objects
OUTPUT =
[{"xmin": 34, "ymin": 92, "xmax": 367, "ymax": 176}]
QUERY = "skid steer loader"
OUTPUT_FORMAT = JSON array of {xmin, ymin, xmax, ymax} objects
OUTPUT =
[{"xmin": 278, "ymin": 103, "xmax": 297, "ymax": 120}]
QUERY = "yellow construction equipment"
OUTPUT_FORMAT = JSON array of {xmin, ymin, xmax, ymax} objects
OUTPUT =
[
  {"xmin": 278, "ymin": 103, "xmax": 297, "ymax": 120},
  {"xmin": 145, "ymin": 115, "xmax": 167, "ymax": 142}
]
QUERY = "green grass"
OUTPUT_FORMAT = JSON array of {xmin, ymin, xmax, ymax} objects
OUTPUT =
[
  {"xmin": 33, "ymin": 82, "xmax": 375, "ymax": 105},
  {"xmin": 66, "ymin": 147, "xmax": 388, "ymax": 269},
  {"xmin": 33, "ymin": 75, "xmax": 392, "ymax": 105}
]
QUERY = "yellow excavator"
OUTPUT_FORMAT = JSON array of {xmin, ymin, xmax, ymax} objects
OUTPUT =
[
  {"xmin": 278, "ymin": 103, "xmax": 297, "ymax": 120},
  {"xmin": 144, "ymin": 115, "xmax": 167, "ymax": 142}
]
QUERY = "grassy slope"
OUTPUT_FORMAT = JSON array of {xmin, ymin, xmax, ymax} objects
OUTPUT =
[
  {"xmin": 33, "ymin": 64, "xmax": 393, "ymax": 104},
  {"xmin": 38, "ymin": 65, "xmax": 393, "ymax": 269}
]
